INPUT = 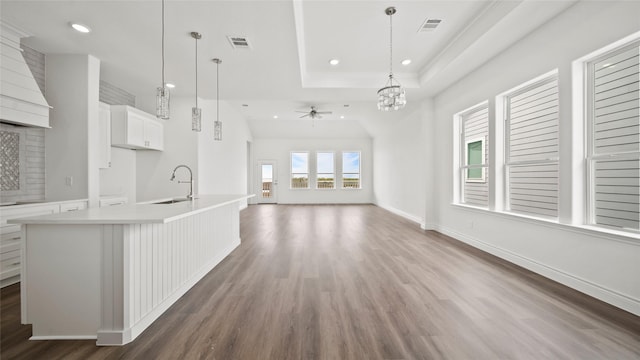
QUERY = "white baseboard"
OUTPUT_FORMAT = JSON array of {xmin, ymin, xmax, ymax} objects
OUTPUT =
[
  {"xmin": 376, "ymin": 203, "xmax": 425, "ymax": 227},
  {"xmin": 435, "ymin": 225, "xmax": 640, "ymax": 316}
]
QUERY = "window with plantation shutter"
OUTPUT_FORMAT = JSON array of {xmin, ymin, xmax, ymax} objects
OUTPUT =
[
  {"xmin": 505, "ymin": 74, "xmax": 559, "ymax": 218},
  {"xmin": 587, "ymin": 41, "xmax": 639, "ymax": 232},
  {"xmin": 459, "ymin": 104, "xmax": 489, "ymax": 207}
]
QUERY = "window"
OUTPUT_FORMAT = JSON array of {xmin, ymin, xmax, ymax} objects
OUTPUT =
[
  {"xmin": 290, "ymin": 152, "xmax": 309, "ymax": 189},
  {"xmin": 342, "ymin": 151, "xmax": 361, "ymax": 189},
  {"xmin": 316, "ymin": 152, "xmax": 335, "ymax": 189},
  {"xmin": 586, "ymin": 40, "xmax": 639, "ymax": 232},
  {"xmin": 504, "ymin": 73, "xmax": 559, "ymax": 218},
  {"xmin": 458, "ymin": 104, "xmax": 489, "ymax": 207}
]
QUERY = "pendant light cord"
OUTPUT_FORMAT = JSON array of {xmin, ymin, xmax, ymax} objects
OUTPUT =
[
  {"xmin": 389, "ymin": 11, "xmax": 393, "ymax": 79},
  {"xmin": 161, "ymin": 0, "xmax": 165, "ymax": 88},
  {"xmin": 195, "ymin": 35, "xmax": 198, "ymax": 108},
  {"xmin": 216, "ymin": 62, "xmax": 219, "ymax": 122}
]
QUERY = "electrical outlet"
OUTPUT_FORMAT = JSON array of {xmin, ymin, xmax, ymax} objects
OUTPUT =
[{"xmin": 65, "ymin": 176, "xmax": 73, "ymax": 186}]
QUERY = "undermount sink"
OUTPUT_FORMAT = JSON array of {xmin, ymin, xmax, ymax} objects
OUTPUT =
[{"xmin": 150, "ymin": 198, "xmax": 190, "ymax": 205}]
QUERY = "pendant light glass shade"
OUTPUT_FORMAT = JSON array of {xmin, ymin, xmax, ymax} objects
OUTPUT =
[
  {"xmin": 191, "ymin": 32, "xmax": 202, "ymax": 132},
  {"xmin": 156, "ymin": 0, "xmax": 170, "ymax": 119},
  {"xmin": 213, "ymin": 58, "xmax": 222, "ymax": 141},
  {"xmin": 377, "ymin": 7, "xmax": 406, "ymax": 111},
  {"xmin": 214, "ymin": 120, "xmax": 222, "ymax": 141},
  {"xmin": 156, "ymin": 85, "xmax": 170, "ymax": 119},
  {"xmin": 192, "ymin": 108, "xmax": 202, "ymax": 132},
  {"xmin": 377, "ymin": 76, "xmax": 406, "ymax": 111}
]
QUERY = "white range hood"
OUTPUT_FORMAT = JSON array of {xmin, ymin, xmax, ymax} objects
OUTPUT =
[{"xmin": 0, "ymin": 21, "xmax": 50, "ymax": 128}]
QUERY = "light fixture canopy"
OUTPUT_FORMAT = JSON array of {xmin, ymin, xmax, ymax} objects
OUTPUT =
[
  {"xmin": 156, "ymin": 0, "xmax": 170, "ymax": 119},
  {"xmin": 191, "ymin": 32, "xmax": 202, "ymax": 132},
  {"xmin": 213, "ymin": 58, "xmax": 223, "ymax": 141},
  {"xmin": 377, "ymin": 6, "xmax": 406, "ymax": 111}
]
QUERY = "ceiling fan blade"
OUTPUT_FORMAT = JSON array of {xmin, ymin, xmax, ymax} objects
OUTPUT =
[
  {"xmin": 299, "ymin": 114, "xmax": 310, "ymax": 118},
  {"xmin": 316, "ymin": 111, "xmax": 332, "ymax": 115},
  {"xmin": 295, "ymin": 111, "xmax": 309, "ymax": 113}
]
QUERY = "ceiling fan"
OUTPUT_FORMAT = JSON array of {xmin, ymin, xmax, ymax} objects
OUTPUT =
[{"xmin": 296, "ymin": 106, "xmax": 332, "ymax": 119}]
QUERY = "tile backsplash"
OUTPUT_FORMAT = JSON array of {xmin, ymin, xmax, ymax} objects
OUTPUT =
[
  {"xmin": 0, "ymin": 130, "xmax": 20, "ymax": 190},
  {"xmin": 0, "ymin": 123, "xmax": 45, "ymax": 203}
]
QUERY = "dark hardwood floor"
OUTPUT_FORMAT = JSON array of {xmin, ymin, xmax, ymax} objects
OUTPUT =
[{"xmin": 1, "ymin": 204, "xmax": 639, "ymax": 359}]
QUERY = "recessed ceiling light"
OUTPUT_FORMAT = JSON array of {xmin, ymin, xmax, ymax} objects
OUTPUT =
[
  {"xmin": 329, "ymin": 59, "xmax": 340, "ymax": 66},
  {"xmin": 242, "ymin": 104, "xmax": 249, "ymax": 107},
  {"xmin": 344, "ymin": 104, "xmax": 350, "ymax": 107},
  {"xmin": 273, "ymin": 115, "xmax": 278, "ymax": 119},
  {"xmin": 340, "ymin": 115, "xmax": 345, "ymax": 119},
  {"xmin": 165, "ymin": 83, "xmax": 176, "ymax": 89},
  {"xmin": 70, "ymin": 22, "xmax": 91, "ymax": 33},
  {"xmin": 401, "ymin": 59, "xmax": 412, "ymax": 66}
]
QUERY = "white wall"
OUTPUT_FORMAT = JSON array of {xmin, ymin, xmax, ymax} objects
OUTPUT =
[
  {"xmin": 372, "ymin": 100, "xmax": 432, "ymax": 226},
  {"xmin": 45, "ymin": 54, "xmax": 100, "ymax": 206},
  {"xmin": 135, "ymin": 97, "xmax": 199, "ymax": 201},
  {"xmin": 252, "ymin": 138, "xmax": 372, "ymax": 204},
  {"xmin": 99, "ymin": 147, "xmax": 136, "ymax": 201},
  {"xmin": 430, "ymin": 1, "xmax": 640, "ymax": 315},
  {"xmin": 198, "ymin": 99, "xmax": 253, "ymax": 208},
  {"xmin": 135, "ymin": 96, "xmax": 252, "ymax": 203}
]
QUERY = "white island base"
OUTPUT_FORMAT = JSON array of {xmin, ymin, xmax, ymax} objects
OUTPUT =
[{"xmin": 14, "ymin": 195, "xmax": 250, "ymax": 346}]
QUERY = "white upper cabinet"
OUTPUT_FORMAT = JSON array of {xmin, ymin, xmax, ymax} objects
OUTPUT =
[
  {"xmin": 110, "ymin": 105, "xmax": 164, "ymax": 151},
  {"xmin": 98, "ymin": 102, "xmax": 111, "ymax": 168}
]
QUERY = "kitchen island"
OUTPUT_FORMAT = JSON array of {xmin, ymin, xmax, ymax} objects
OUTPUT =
[{"xmin": 9, "ymin": 194, "xmax": 253, "ymax": 346}]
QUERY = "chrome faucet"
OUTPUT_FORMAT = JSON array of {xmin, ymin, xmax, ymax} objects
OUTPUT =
[{"xmin": 170, "ymin": 165, "xmax": 195, "ymax": 200}]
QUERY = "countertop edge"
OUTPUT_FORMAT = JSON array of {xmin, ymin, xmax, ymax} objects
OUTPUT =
[{"xmin": 8, "ymin": 194, "xmax": 254, "ymax": 225}]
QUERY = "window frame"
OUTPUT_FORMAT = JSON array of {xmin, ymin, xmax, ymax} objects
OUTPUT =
[
  {"xmin": 503, "ymin": 71, "xmax": 560, "ymax": 220},
  {"xmin": 316, "ymin": 151, "xmax": 336, "ymax": 190},
  {"xmin": 290, "ymin": 151, "xmax": 310, "ymax": 189},
  {"xmin": 464, "ymin": 137, "xmax": 487, "ymax": 183},
  {"xmin": 585, "ymin": 40, "xmax": 640, "ymax": 233},
  {"xmin": 454, "ymin": 102, "xmax": 490, "ymax": 207},
  {"xmin": 341, "ymin": 151, "xmax": 362, "ymax": 189}
]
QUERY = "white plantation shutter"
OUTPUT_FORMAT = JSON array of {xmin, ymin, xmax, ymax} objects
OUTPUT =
[
  {"xmin": 505, "ymin": 75, "xmax": 559, "ymax": 218},
  {"xmin": 589, "ymin": 42, "xmax": 639, "ymax": 231},
  {"xmin": 460, "ymin": 105, "xmax": 489, "ymax": 207}
]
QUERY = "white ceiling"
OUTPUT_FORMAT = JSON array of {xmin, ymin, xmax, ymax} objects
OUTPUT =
[{"xmin": 1, "ymin": 0, "xmax": 577, "ymax": 138}]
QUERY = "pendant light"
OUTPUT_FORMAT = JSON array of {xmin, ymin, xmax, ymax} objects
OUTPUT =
[
  {"xmin": 156, "ymin": 0, "xmax": 170, "ymax": 119},
  {"xmin": 213, "ymin": 58, "xmax": 223, "ymax": 141},
  {"xmin": 191, "ymin": 32, "xmax": 202, "ymax": 132},
  {"xmin": 377, "ymin": 6, "xmax": 406, "ymax": 111}
]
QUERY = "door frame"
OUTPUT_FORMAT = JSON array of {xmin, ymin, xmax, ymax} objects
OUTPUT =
[{"xmin": 257, "ymin": 160, "xmax": 277, "ymax": 203}]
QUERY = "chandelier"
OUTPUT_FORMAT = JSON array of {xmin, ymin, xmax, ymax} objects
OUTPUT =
[
  {"xmin": 377, "ymin": 7, "xmax": 406, "ymax": 111},
  {"xmin": 213, "ymin": 58, "xmax": 223, "ymax": 141},
  {"xmin": 156, "ymin": 0, "xmax": 170, "ymax": 119},
  {"xmin": 191, "ymin": 32, "xmax": 202, "ymax": 132}
]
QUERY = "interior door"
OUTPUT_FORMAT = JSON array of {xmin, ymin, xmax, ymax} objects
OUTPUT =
[{"xmin": 258, "ymin": 161, "xmax": 277, "ymax": 203}]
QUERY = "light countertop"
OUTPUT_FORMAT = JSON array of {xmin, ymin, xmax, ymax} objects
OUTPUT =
[{"xmin": 8, "ymin": 194, "xmax": 253, "ymax": 225}]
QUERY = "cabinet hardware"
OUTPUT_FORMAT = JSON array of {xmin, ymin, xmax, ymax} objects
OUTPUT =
[
  {"xmin": 11, "ymin": 262, "xmax": 20, "ymax": 266},
  {"xmin": 8, "ymin": 237, "xmax": 20, "ymax": 241},
  {"xmin": 66, "ymin": 208, "xmax": 79, "ymax": 211}
]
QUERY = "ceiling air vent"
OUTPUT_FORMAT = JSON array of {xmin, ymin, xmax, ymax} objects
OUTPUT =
[
  {"xmin": 418, "ymin": 18, "xmax": 442, "ymax": 32},
  {"xmin": 227, "ymin": 36, "xmax": 251, "ymax": 49}
]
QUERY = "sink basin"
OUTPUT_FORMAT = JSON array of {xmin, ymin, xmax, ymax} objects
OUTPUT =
[{"xmin": 150, "ymin": 198, "xmax": 190, "ymax": 205}]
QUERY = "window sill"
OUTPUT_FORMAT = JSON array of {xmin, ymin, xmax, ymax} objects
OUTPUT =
[{"xmin": 451, "ymin": 203, "xmax": 640, "ymax": 245}]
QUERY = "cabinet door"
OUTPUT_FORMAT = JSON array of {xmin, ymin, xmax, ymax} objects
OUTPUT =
[
  {"xmin": 127, "ymin": 113, "xmax": 146, "ymax": 148},
  {"xmin": 99, "ymin": 103, "xmax": 111, "ymax": 168},
  {"xmin": 145, "ymin": 120, "xmax": 164, "ymax": 151}
]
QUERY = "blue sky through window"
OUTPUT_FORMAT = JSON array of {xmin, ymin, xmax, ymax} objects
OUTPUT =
[
  {"xmin": 317, "ymin": 152, "xmax": 334, "ymax": 173},
  {"xmin": 261, "ymin": 164, "xmax": 272, "ymax": 181},
  {"xmin": 342, "ymin": 152, "xmax": 360, "ymax": 175},
  {"xmin": 291, "ymin": 152, "xmax": 308, "ymax": 173}
]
